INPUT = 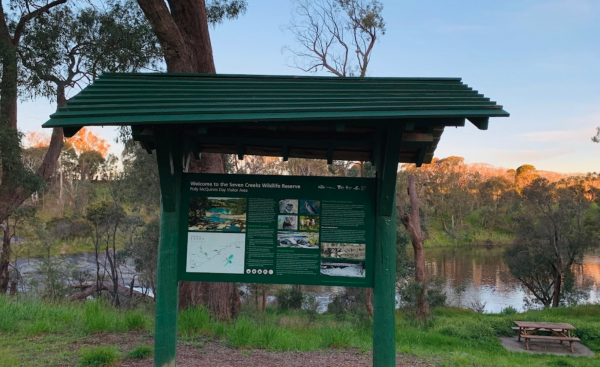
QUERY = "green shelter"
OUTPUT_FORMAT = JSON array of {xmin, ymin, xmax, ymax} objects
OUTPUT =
[{"xmin": 43, "ymin": 73, "xmax": 508, "ymax": 367}]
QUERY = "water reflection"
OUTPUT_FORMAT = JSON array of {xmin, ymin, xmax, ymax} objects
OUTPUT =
[{"xmin": 422, "ymin": 247, "xmax": 600, "ymax": 313}]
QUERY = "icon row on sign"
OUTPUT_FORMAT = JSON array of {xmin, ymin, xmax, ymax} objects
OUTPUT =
[{"xmin": 246, "ymin": 269, "xmax": 273, "ymax": 275}]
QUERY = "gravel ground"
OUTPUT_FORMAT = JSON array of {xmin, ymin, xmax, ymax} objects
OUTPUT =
[{"xmin": 120, "ymin": 342, "xmax": 434, "ymax": 367}]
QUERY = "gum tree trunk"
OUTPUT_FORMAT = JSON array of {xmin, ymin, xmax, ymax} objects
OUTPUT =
[{"xmin": 137, "ymin": 0, "xmax": 240, "ymax": 320}]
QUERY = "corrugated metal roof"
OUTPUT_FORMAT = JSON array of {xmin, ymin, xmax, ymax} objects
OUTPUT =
[
  {"xmin": 42, "ymin": 73, "xmax": 508, "ymax": 128},
  {"xmin": 41, "ymin": 73, "xmax": 508, "ymax": 165}
]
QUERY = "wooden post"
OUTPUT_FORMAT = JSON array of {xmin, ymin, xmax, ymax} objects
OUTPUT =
[
  {"xmin": 154, "ymin": 131, "xmax": 182, "ymax": 367},
  {"xmin": 373, "ymin": 126, "xmax": 401, "ymax": 367}
]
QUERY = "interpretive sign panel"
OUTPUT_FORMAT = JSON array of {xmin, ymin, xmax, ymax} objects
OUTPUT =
[{"xmin": 178, "ymin": 173, "xmax": 376, "ymax": 287}]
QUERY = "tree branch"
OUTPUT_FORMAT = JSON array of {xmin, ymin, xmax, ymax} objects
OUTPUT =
[{"xmin": 14, "ymin": 0, "xmax": 68, "ymax": 44}]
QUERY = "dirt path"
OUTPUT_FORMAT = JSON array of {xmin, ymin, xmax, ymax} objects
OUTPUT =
[{"xmin": 120, "ymin": 342, "xmax": 434, "ymax": 367}]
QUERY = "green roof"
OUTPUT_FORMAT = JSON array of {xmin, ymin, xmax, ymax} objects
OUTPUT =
[{"xmin": 41, "ymin": 73, "xmax": 509, "ymax": 165}]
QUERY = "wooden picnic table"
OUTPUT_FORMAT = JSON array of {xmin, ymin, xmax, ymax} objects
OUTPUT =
[{"xmin": 514, "ymin": 321, "xmax": 580, "ymax": 352}]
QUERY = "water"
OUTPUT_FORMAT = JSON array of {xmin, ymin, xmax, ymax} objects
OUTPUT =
[
  {"xmin": 14, "ymin": 247, "xmax": 600, "ymax": 313},
  {"xmin": 208, "ymin": 208, "xmax": 231, "ymax": 214},
  {"xmin": 423, "ymin": 247, "xmax": 600, "ymax": 313}
]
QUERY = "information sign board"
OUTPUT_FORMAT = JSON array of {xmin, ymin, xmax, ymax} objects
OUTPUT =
[{"xmin": 178, "ymin": 174, "xmax": 376, "ymax": 287}]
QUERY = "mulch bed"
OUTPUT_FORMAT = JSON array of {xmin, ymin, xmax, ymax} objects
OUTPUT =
[{"xmin": 120, "ymin": 340, "xmax": 434, "ymax": 367}]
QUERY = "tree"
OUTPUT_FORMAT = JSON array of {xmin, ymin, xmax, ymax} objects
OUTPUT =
[
  {"xmin": 397, "ymin": 174, "xmax": 429, "ymax": 319},
  {"xmin": 66, "ymin": 128, "xmax": 110, "ymax": 158},
  {"xmin": 85, "ymin": 199, "xmax": 126, "ymax": 306},
  {"xmin": 135, "ymin": 0, "xmax": 247, "ymax": 319},
  {"xmin": 593, "ymin": 127, "xmax": 600, "ymax": 143},
  {"xmin": 1, "ymin": 0, "xmax": 161, "ymax": 291},
  {"xmin": 0, "ymin": 0, "xmax": 69, "ymax": 225},
  {"xmin": 285, "ymin": 0, "xmax": 385, "ymax": 77},
  {"xmin": 515, "ymin": 164, "xmax": 538, "ymax": 193},
  {"xmin": 504, "ymin": 178, "xmax": 597, "ymax": 308}
]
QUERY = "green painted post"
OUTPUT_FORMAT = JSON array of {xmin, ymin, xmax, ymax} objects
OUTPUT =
[
  {"xmin": 373, "ymin": 126, "xmax": 401, "ymax": 367},
  {"xmin": 154, "ymin": 133, "xmax": 182, "ymax": 367},
  {"xmin": 373, "ymin": 194, "xmax": 397, "ymax": 366}
]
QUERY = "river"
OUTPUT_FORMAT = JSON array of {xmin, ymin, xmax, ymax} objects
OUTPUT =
[
  {"xmin": 14, "ymin": 247, "xmax": 600, "ymax": 313},
  {"xmin": 423, "ymin": 246, "xmax": 600, "ymax": 313}
]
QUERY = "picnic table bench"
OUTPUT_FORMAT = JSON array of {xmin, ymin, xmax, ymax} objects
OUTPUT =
[{"xmin": 514, "ymin": 321, "xmax": 580, "ymax": 353}]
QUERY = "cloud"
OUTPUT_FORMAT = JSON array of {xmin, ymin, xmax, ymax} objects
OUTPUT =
[
  {"xmin": 491, "ymin": 148, "xmax": 573, "ymax": 162},
  {"xmin": 518, "ymin": 128, "xmax": 594, "ymax": 142}
]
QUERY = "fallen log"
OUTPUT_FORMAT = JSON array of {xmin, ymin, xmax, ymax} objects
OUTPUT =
[{"xmin": 69, "ymin": 282, "xmax": 152, "ymax": 301}]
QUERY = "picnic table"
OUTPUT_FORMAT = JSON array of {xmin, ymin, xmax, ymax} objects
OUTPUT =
[{"xmin": 514, "ymin": 321, "xmax": 580, "ymax": 353}]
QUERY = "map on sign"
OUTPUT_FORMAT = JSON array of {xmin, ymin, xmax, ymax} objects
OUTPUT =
[{"xmin": 186, "ymin": 232, "xmax": 246, "ymax": 274}]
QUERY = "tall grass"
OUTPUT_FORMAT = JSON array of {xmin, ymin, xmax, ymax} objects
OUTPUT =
[{"xmin": 2, "ymin": 295, "xmax": 600, "ymax": 367}]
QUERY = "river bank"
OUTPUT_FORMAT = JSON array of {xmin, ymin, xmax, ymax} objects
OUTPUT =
[{"xmin": 1, "ymin": 297, "xmax": 598, "ymax": 366}]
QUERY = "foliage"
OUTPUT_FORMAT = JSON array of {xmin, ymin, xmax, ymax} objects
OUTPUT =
[
  {"xmin": 78, "ymin": 346, "xmax": 120, "ymax": 367},
  {"xmin": 126, "ymin": 345, "xmax": 153, "ymax": 359},
  {"xmin": 206, "ymin": 0, "xmax": 248, "ymax": 24},
  {"xmin": 275, "ymin": 286, "xmax": 304, "ymax": 310},
  {"xmin": 504, "ymin": 177, "xmax": 598, "ymax": 308},
  {"xmin": 592, "ymin": 127, "xmax": 600, "ymax": 143},
  {"xmin": 19, "ymin": 1, "xmax": 162, "ymax": 102},
  {"xmin": 68, "ymin": 128, "xmax": 110, "ymax": 158},
  {"xmin": 398, "ymin": 278, "xmax": 447, "ymax": 313}
]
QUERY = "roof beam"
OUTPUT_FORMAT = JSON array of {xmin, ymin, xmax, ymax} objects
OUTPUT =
[{"xmin": 468, "ymin": 117, "xmax": 489, "ymax": 130}]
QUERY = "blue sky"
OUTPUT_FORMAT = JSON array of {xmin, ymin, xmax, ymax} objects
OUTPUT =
[{"xmin": 22, "ymin": 0, "xmax": 600, "ymax": 173}]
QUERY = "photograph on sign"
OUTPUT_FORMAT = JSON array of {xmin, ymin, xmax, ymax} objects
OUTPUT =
[
  {"xmin": 278, "ymin": 199, "xmax": 298, "ymax": 214},
  {"xmin": 179, "ymin": 174, "xmax": 375, "ymax": 287},
  {"xmin": 277, "ymin": 231, "xmax": 319, "ymax": 249},
  {"xmin": 277, "ymin": 215, "xmax": 298, "ymax": 230},
  {"xmin": 321, "ymin": 243, "xmax": 366, "ymax": 260},
  {"xmin": 321, "ymin": 260, "xmax": 366, "ymax": 278},
  {"xmin": 188, "ymin": 197, "xmax": 247, "ymax": 232},
  {"xmin": 299, "ymin": 216, "xmax": 319, "ymax": 231},
  {"xmin": 299, "ymin": 199, "xmax": 320, "ymax": 215}
]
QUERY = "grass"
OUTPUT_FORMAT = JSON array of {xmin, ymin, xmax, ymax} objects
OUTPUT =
[
  {"xmin": 79, "ymin": 346, "xmax": 120, "ymax": 366},
  {"xmin": 1, "ymin": 296, "xmax": 599, "ymax": 366},
  {"xmin": 126, "ymin": 345, "xmax": 153, "ymax": 359}
]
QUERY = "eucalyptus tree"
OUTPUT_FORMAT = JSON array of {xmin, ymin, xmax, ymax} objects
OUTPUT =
[
  {"xmin": 0, "ymin": 1, "xmax": 161, "ymax": 293},
  {"xmin": 0, "ymin": 0, "xmax": 68, "ymax": 294},
  {"xmin": 285, "ymin": 0, "xmax": 385, "ymax": 77},
  {"xmin": 504, "ymin": 177, "xmax": 597, "ymax": 308},
  {"xmin": 134, "ymin": 0, "xmax": 247, "ymax": 320}
]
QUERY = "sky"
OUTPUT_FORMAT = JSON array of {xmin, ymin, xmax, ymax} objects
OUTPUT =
[{"xmin": 19, "ymin": 0, "xmax": 600, "ymax": 174}]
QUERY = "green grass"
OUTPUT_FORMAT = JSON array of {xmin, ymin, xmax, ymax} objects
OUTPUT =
[
  {"xmin": 126, "ymin": 344, "xmax": 153, "ymax": 359},
  {"xmin": 1, "ymin": 296, "xmax": 598, "ymax": 366},
  {"xmin": 79, "ymin": 346, "xmax": 119, "ymax": 366}
]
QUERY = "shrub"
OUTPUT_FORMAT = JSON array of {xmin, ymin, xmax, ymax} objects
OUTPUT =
[
  {"xmin": 127, "ymin": 345, "xmax": 153, "ymax": 359},
  {"xmin": 124, "ymin": 311, "xmax": 147, "ymax": 330},
  {"xmin": 500, "ymin": 306, "xmax": 518, "ymax": 315},
  {"xmin": 79, "ymin": 346, "xmax": 119, "ymax": 367},
  {"xmin": 276, "ymin": 287, "xmax": 303, "ymax": 311},
  {"xmin": 302, "ymin": 293, "xmax": 319, "ymax": 322}
]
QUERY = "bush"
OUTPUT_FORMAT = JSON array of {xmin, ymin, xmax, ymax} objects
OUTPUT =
[
  {"xmin": 500, "ymin": 306, "xmax": 518, "ymax": 315},
  {"xmin": 398, "ymin": 278, "xmax": 446, "ymax": 314},
  {"xmin": 124, "ymin": 311, "xmax": 147, "ymax": 330},
  {"xmin": 276, "ymin": 287, "xmax": 303, "ymax": 311},
  {"xmin": 127, "ymin": 345, "xmax": 153, "ymax": 359},
  {"xmin": 302, "ymin": 293, "xmax": 319, "ymax": 322},
  {"xmin": 79, "ymin": 346, "xmax": 119, "ymax": 367}
]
